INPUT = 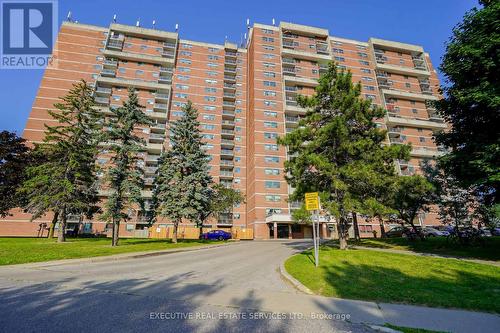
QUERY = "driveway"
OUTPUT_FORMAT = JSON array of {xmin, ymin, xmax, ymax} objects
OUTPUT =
[{"xmin": 0, "ymin": 240, "xmax": 372, "ymax": 333}]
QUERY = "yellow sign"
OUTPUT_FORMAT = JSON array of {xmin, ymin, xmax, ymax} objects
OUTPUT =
[{"xmin": 305, "ymin": 192, "xmax": 319, "ymax": 211}]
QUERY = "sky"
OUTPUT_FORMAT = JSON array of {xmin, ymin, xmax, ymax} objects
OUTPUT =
[{"xmin": 0, "ymin": 0, "xmax": 479, "ymax": 134}]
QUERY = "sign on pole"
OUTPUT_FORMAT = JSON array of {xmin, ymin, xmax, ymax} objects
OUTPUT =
[
  {"xmin": 305, "ymin": 192, "xmax": 320, "ymax": 267},
  {"xmin": 305, "ymin": 192, "xmax": 319, "ymax": 211}
]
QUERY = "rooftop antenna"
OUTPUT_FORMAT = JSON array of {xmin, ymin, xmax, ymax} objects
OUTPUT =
[
  {"xmin": 136, "ymin": 18, "xmax": 140, "ymax": 27},
  {"xmin": 175, "ymin": 23, "xmax": 179, "ymax": 32},
  {"xmin": 113, "ymin": 14, "xmax": 117, "ymax": 23},
  {"xmin": 66, "ymin": 11, "xmax": 72, "ymax": 22},
  {"xmin": 225, "ymin": 35, "xmax": 228, "ymax": 42},
  {"xmin": 152, "ymin": 20, "xmax": 156, "ymax": 29},
  {"xmin": 246, "ymin": 18, "xmax": 250, "ymax": 28},
  {"xmin": 272, "ymin": 18, "xmax": 275, "ymax": 26}
]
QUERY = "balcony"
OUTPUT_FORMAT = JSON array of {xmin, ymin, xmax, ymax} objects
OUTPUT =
[
  {"xmin": 153, "ymin": 103, "xmax": 168, "ymax": 111},
  {"xmin": 387, "ymin": 127, "xmax": 402, "ymax": 137},
  {"xmin": 100, "ymin": 69, "xmax": 116, "ymax": 77},
  {"xmin": 283, "ymin": 75, "xmax": 318, "ymax": 87},
  {"xmin": 225, "ymin": 51, "xmax": 237, "ymax": 58},
  {"xmin": 224, "ymin": 67, "xmax": 237, "ymax": 74},
  {"xmin": 221, "ymin": 120, "xmax": 235, "ymax": 128},
  {"xmin": 219, "ymin": 171, "xmax": 234, "ymax": 179},
  {"xmin": 389, "ymin": 137, "xmax": 405, "ymax": 145},
  {"xmin": 158, "ymin": 77, "xmax": 172, "ymax": 85},
  {"xmin": 411, "ymin": 147, "xmax": 443, "ymax": 158},
  {"xmin": 282, "ymin": 58, "xmax": 296, "ymax": 64},
  {"xmin": 151, "ymin": 122, "xmax": 166, "ymax": 130},
  {"xmin": 98, "ymin": 76, "xmax": 170, "ymax": 91},
  {"xmin": 285, "ymin": 116, "xmax": 300, "ymax": 127},
  {"xmin": 95, "ymin": 97, "xmax": 109, "ymax": 105},
  {"xmin": 220, "ymin": 160, "xmax": 234, "ymax": 167},
  {"xmin": 223, "ymin": 93, "xmax": 236, "ymax": 100},
  {"xmin": 146, "ymin": 110, "xmax": 168, "ymax": 121},
  {"xmin": 315, "ymin": 43, "xmax": 329, "ymax": 55},
  {"xmin": 160, "ymin": 66, "xmax": 173, "ymax": 74},
  {"xmin": 145, "ymin": 166, "xmax": 158, "ymax": 175},
  {"xmin": 224, "ymin": 74, "xmax": 237, "ymax": 82},
  {"xmin": 155, "ymin": 93, "xmax": 169, "ymax": 101},
  {"xmin": 161, "ymin": 51, "xmax": 175, "ymax": 59},
  {"xmin": 223, "ymin": 101, "xmax": 236, "ymax": 109},
  {"xmin": 107, "ymin": 40, "xmax": 123, "ymax": 50},
  {"xmin": 103, "ymin": 49, "xmax": 174, "ymax": 66},
  {"xmin": 381, "ymin": 88, "xmax": 438, "ymax": 102},
  {"xmin": 282, "ymin": 67, "xmax": 296, "ymax": 75},
  {"xmin": 146, "ymin": 154, "xmax": 160, "ymax": 163},
  {"xmin": 147, "ymin": 142, "xmax": 163, "ymax": 153},
  {"xmin": 221, "ymin": 139, "xmax": 235, "ymax": 148},
  {"xmin": 224, "ymin": 83, "xmax": 236, "ymax": 90},
  {"xmin": 224, "ymin": 58, "xmax": 237, "ymax": 65},
  {"xmin": 221, "ymin": 129, "xmax": 235, "ymax": 137},
  {"xmin": 222, "ymin": 110, "xmax": 235, "ymax": 119},
  {"xmin": 220, "ymin": 149, "xmax": 234, "ymax": 157},
  {"xmin": 103, "ymin": 59, "xmax": 118, "ymax": 67},
  {"xmin": 163, "ymin": 42, "xmax": 176, "ymax": 49},
  {"xmin": 281, "ymin": 47, "xmax": 331, "ymax": 62},
  {"xmin": 95, "ymin": 86, "xmax": 112, "ymax": 95}
]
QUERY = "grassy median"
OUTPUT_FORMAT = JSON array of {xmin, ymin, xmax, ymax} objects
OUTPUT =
[
  {"xmin": 285, "ymin": 245, "xmax": 500, "ymax": 313},
  {"xmin": 352, "ymin": 237, "xmax": 500, "ymax": 261},
  {"xmin": 0, "ymin": 237, "xmax": 214, "ymax": 265}
]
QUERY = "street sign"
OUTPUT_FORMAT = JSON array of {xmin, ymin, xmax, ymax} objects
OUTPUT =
[{"xmin": 305, "ymin": 192, "xmax": 319, "ymax": 211}]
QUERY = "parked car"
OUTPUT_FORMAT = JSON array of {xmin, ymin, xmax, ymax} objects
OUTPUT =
[
  {"xmin": 479, "ymin": 228, "xmax": 492, "ymax": 237},
  {"xmin": 201, "ymin": 230, "xmax": 232, "ymax": 241},
  {"xmin": 385, "ymin": 226, "xmax": 405, "ymax": 238},
  {"xmin": 423, "ymin": 226, "xmax": 449, "ymax": 237},
  {"xmin": 491, "ymin": 227, "xmax": 500, "ymax": 236},
  {"xmin": 386, "ymin": 226, "xmax": 422, "ymax": 239}
]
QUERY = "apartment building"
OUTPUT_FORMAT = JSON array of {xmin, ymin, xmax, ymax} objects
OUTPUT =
[{"xmin": 0, "ymin": 20, "xmax": 444, "ymax": 239}]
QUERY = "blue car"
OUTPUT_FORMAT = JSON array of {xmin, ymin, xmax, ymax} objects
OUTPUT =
[{"xmin": 202, "ymin": 230, "xmax": 232, "ymax": 241}]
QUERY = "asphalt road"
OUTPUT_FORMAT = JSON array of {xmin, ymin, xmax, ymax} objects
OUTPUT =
[{"xmin": 0, "ymin": 240, "xmax": 373, "ymax": 333}]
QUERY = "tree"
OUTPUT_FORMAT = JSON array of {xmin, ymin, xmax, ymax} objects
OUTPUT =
[
  {"xmin": 279, "ymin": 63, "xmax": 408, "ymax": 249},
  {"xmin": 153, "ymin": 101, "xmax": 212, "ymax": 243},
  {"xmin": 291, "ymin": 205, "xmax": 313, "ymax": 225},
  {"xmin": 19, "ymin": 80, "xmax": 103, "ymax": 242},
  {"xmin": 388, "ymin": 175, "xmax": 435, "ymax": 238},
  {"xmin": 0, "ymin": 131, "xmax": 31, "ymax": 217},
  {"xmin": 197, "ymin": 184, "xmax": 245, "ymax": 236},
  {"xmin": 434, "ymin": 1, "xmax": 500, "ymax": 205},
  {"xmin": 102, "ymin": 88, "xmax": 152, "ymax": 246}
]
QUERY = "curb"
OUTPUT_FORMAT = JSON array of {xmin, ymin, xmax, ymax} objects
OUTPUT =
[
  {"xmin": 5, "ymin": 241, "xmax": 240, "ymax": 268},
  {"xmin": 279, "ymin": 262, "xmax": 314, "ymax": 295}
]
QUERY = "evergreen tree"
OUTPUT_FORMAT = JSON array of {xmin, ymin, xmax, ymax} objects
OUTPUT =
[
  {"xmin": 153, "ymin": 101, "xmax": 213, "ymax": 243},
  {"xmin": 102, "ymin": 88, "xmax": 152, "ymax": 246},
  {"xmin": 19, "ymin": 80, "xmax": 103, "ymax": 242},
  {"xmin": 279, "ymin": 63, "xmax": 408, "ymax": 249},
  {"xmin": 0, "ymin": 131, "xmax": 31, "ymax": 217},
  {"xmin": 434, "ymin": 1, "xmax": 500, "ymax": 205}
]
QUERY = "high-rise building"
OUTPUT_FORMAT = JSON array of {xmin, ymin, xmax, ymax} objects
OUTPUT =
[{"xmin": 1, "ymin": 20, "xmax": 445, "ymax": 239}]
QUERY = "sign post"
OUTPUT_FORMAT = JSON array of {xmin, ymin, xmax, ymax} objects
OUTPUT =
[{"xmin": 305, "ymin": 192, "xmax": 320, "ymax": 267}]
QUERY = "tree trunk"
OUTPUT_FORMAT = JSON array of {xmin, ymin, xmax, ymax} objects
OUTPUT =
[
  {"xmin": 199, "ymin": 225, "xmax": 204, "ymax": 240},
  {"xmin": 112, "ymin": 217, "xmax": 120, "ymax": 246},
  {"xmin": 172, "ymin": 221, "xmax": 179, "ymax": 243},
  {"xmin": 57, "ymin": 208, "xmax": 66, "ymax": 243},
  {"xmin": 352, "ymin": 212, "xmax": 360, "ymax": 241},
  {"xmin": 337, "ymin": 216, "xmax": 349, "ymax": 250},
  {"xmin": 47, "ymin": 211, "xmax": 59, "ymax": 239},
  {"xmin": 378, "ymin": 215, "xmax": 386, "ymax": 238}
]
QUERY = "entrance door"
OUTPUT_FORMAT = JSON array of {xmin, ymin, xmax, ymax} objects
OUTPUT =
[{"xmin": 277, "ymin": 224, "xmax": 289, "ymax": 239}]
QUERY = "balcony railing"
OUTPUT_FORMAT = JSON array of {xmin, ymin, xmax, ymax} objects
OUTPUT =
[
  {"xmin": 95, "ymin": 97, "xmax": 109, "ymax": 105},
  {"xmin": 100, "ymin": 69, "xmax": 116, "ymax": 77},
  {"xmin": 95, "ymin": 87, "xmax": 112, "ymax": 94},
  {"xmin": 163, "ymin": 42, "xmax": 176, "ymax": 49}
]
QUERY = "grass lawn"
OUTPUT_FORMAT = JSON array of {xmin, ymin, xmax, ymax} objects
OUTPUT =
[
  {"xmin": 285, "ymin": 245, "xmax": 500, "ymax": 313},
  {"xmin": 0, "ymin": 237, "xmax": 215, "ymax": 266},
  {"xmin": 352, "ymin": 237, "xmax": 500, "ymax": 261}
]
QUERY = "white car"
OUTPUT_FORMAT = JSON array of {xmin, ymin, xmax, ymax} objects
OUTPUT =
[{"xmin": 423, "ymin": 227, "xmax": 449, "ymax": 237}]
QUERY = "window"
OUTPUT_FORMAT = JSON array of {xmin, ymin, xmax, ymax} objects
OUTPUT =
[
  {"xmin": 266, "ymin": 208, "xmax": 282, "ymax": 216},
  {"xmin": 179, "ymin": 59, "xmax": 191, "ymax": 64},
  {"xmin": 334, "ymin": 56, "xmax": 345, "ymax": 62},
  {"xmin": 176, "ymin": 84, "xmax": 189, "ymax": 90},
  {"xmin": 172, "ymin": 111, "xmax": 185, "ymax": 117},
  {"xmin": 264, "ymin": 132, "xmax": 278, "ymax": 139},
  {"xmin": 264, "ymin": 168, "xmax": 280, "ymax": 175},
  {"xmin": 405, "ymin": 83, "xmax": 411, "ymax": 88},
  {"xmin": 361, "ymin": 68, "xmax": 371, "ymax": 74},
  {"xmin": 410, "ymin": 100, "xmax": 416, "ymax": 105},
  {"xmin": 202, "ymin": 124, "xmax": 215, "ymax": 130},
  {"xmin": 263, "ymin": 45, "xmax": 275, "ymax": 51},
  {"xmin": 419, "ymin": 137, "xmax": 426, "ymax": 143},
  {"xmin": 205, "ymin": 79, "xmax": 217, "ymax": 85},
  {"xmin": 263, "ymin": 63, "xmax": 275, "ymax": 68},
  {"xmin": 180, "ymin": 51, "xmax": 192, "ymax": 56},
  {"xmin": 203, "ymin": 105, "xmax": 216, "ymax": 111},
  {"xmin": 207, "ymin": 62, "xmax": 218, "ymax": 68},
  {"xmin": 365, "ymin": 94, "xmax": 376, "ymax": 100},
  {"xmin": 412, "ymin": 108, "xmax": 418, "ymax": 114},
  {"xmin": 202, "ymin": 134, "xmax": 215, "ymax": 139},
  {"xmin": 262, "ymin": 37, "xmax": 274, "ymax": 42},
  {"xmin": 203, "ymin": 114, "xmax": 215, "ymax": 120},
  {"xmin": 263, "ymin": 54, "xmax": 275, "ymax": 59},
  {"xmin": 265, "ymin": 195, "xmax": 281, "ymax": 202},
  {"xmin": 264, "ymin": 111, "xmax": 277, "ymax": 117},
  {"xmin": 135, "ymin": 70, "xmax": 144, "ymax": 75},
  {"xmin": 332, "ymin": 48, "xmax": 343, "ymax": 53},
  {"xmin": 265, "ymin": 156, "xmax": 280, "ymax": 163},
  {"xmin": 262, "ymin": 28, "xmax": 274, "ymax": 34},
  {"xmin": 364, "ymin": 85, "xmax": 375, "ymax": 91},
  {"xmin": 204, "ymin": 96, "xmax": 216, "ymax": 102},
  {"xmin": 264, "ymin": 101, "xmax": 276, "ymax": 107},
  {"xmin": 265, "ymin": 181, "xmax": 281, "ymax": 189},
  {"xmin": 173, "ymin": 101, "xmax": 187, "ymax": 108},
  {"xmin": 208, "ymin": 55, "xmax": 219, "ymax": 60},
  {"xmin": 177, "ymin": 67, "xmax": 190, "ymax": 72},
  {"xmin": 181, "ymin": 43, "xmax": 192, "ymax": 49},
  {"xmin": 208, "ymin": 47, "xmax": 219, "ymax": 53},
  {"xmin": 356, "ymin": 45, "xmax": 367, "ymax": 50},
  {"xmin": 174, "ymin": 93, "xmax": 188, "ymax": 99},
  {"xmin": 359, "ymin": 60, "xmax": 369, "ymax": 66},
  {"xmin": 177, "ymin": 75, "xmax": 189, "ymax": 81},
  {"xmin": 358, "ymin": 52, "xmax": 368, "ymax": 58},
  {"xmin": 362, "ymin": 77, "xmax": 373, "ymax": 81},
  {"xmin": 263, "ymin": 72, "xmax": 276, "ymax": 78},
  {"xmin": 206, "ymin": 71, "xmax": 217, "ymax": 76},
  {"xmin": 265, "ymin": 144, "xmax": 279, "ymax": 151},
  {"xmin": 264, "ymin": 91, "xmax": 277, "ymax": 97},
  {"xmin": 205, "ymin": 87, "xmax": 217, "ymax": 93},
  {"xmin": 264, "ymin": 121, "xmax": 278, "ymax": 128},
  {"xmin": 263, "ymin": 81, "xmax": 276, "ymax": 87}
]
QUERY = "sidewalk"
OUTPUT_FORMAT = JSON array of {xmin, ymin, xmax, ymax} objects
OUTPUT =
[{"xmin": 350, "ymin": 245, "xmax": 500, "ymax": 267}]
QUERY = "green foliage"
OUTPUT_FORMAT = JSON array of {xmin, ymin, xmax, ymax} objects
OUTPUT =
[
  {"xmin": 207, "ymin": 183, "xmax": 245, "ymax": 222},
  {"xmin": 18, "ymin": 80, "xmax": 104, "ymax": 241},
  {"xmin": 278, "ymin": 63, "xmax": 410, "ymax": 248},
  {"xmin": 0, "ymin": 131, "xmax": 31, "ymax": 216},
  {"xmin": 291, "ymin": 205, "xmax": 313, "ymax": 225},
  {"xmin": 388, "ymin": 175, "xmax": 435, "ymax": 230},
  {"xmin": 434, "ymin": 1, "xmax": 500, "ymax": 203},
  {"xmin": 153, "ymin": 101, "xmax": 213, "ymax": 241},
  {"xmin": 101, "ymin": 88, "xmax": 152, "ymax": 246}
]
